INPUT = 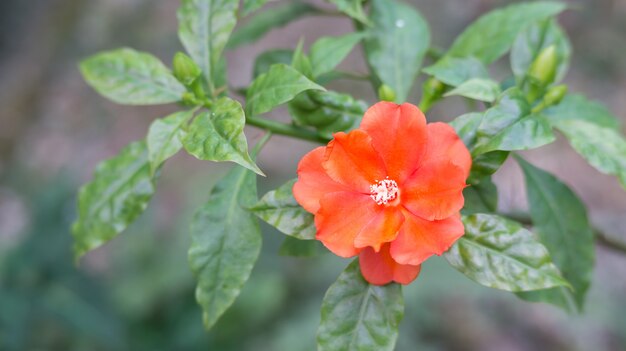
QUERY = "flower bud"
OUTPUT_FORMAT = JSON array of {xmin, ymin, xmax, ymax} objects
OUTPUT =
[
  {"xmin": 173, "ymin": 52, "xmax": 201, "ymax": 85},
  {"xmin": 543, "ymin": 84, "xmax": 568, "ymax": 107},
  {"xmin": 528, "ymin": 45, "xmax": 558, "ymax": 87},
  {"xmin": 378, "ymin": 84, "xmax": 396, "ymax": 102}
]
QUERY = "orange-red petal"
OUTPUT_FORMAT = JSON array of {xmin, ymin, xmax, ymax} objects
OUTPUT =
[
  {"xmin": 354, "ymin": 206, "xmax": 404, "ymax": 252},
  {"xmin": 322, "ymin": 130, "xmax": 387, "ymax": 193},
  {"xmin": 402, "ymin": 123, "xmax": 471, "ymax": 220},
  {"xmin": 390, "ymin": 211, "xmax": 464, "ymax": 265},
  {"xmin": 293, "ymin": 147, "xmax": 351, "ymax": 213},
  {"xmin": 315, "ymin": 191, "xmax": 379, "ymax": 257},
  {"xmin": 360, "ymin": 102, "xmax": 428, "ymax": 183},
  {"xmin": 359, "ymin": 244, "xmax": 421, "ymax": 285}
]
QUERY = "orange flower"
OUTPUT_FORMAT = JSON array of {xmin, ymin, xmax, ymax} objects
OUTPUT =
[{"xmin": 293, "ymin": 102, "xmax": 472, "ymax": 285}]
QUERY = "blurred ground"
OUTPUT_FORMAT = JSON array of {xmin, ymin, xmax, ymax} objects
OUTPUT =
[{"xmin": 1, "ymin": 0, "xmax": 625, "ymax": 350}]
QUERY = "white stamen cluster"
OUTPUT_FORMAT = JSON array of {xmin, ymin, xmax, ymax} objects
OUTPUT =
[{"xmin": 370, "ymin": 178, "xmax": 399, "ymax": 205}]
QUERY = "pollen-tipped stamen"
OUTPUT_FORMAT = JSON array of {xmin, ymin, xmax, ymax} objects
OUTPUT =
[{"xmin": 370, "ymin": 177, "xmax": 399, "ymax": 205}]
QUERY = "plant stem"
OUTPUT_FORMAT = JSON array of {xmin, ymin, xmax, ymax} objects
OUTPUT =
[
  {"xmin": 503, "ymin": 211, "xmax": 626, "ymax": 255},
  {"xmin": 251, "ymin": 131, "xmax": 273, "ymax": 157},
  {"xmin": 246, "ymin": 116, "xmax": 330, "ymax": 144}
]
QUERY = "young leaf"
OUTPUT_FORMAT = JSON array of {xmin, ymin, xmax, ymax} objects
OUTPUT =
[
  {"xmin": 279, "ymin": 236, "xmax": 326, "ymax": 257},
  {"xmin": 252, "ymin": 49, "xmax": 294, "ymax": 78},
  {"xmin": 446, "ymin": 1, "xmax": 567, "ymax": 64},
  {"xmin": 511, "ymin": 18, "xmax": 571, "ymax": 83},
  {"xmin": 310, "ymin": 32, "xmax": 366, "ymax": 78},
  {"xmin": 73, "ymin": 141, "xmax": 156, "ymax": 259},
  {"xmin": 250, "ymin": 179, "xmax": 316, "ymax": 240},
  {"xmin": 189, "ymin": 165, "xmax": 261, "ymax": 330},
  {"xmin": 363, "ymin": 0, "xmax": 430, "ymax": 102},
  {"xmin": 178, "ymin": 0, "xmax": 239, "ymax": 94},
  {"xmin": 291, "ymin": 39, "xmax": 313, "ymax": 78},
  {"xmin": 444, "ymin": 214, "xmax": 570, "ymax": 292},
  {"xmin": 79, "ymin": 48, "xmax": 186, "ymax": 105},
  {"xmin": 444, "ymin": 78, "xmax": 501, "ymax": 103},
  {"xmin": 462, "ymin": 176, "xmax": 498, "ymax": 215},
  {"xmin": 289, "ymin": 90, "xmax": 366, "ymax": 138},
  {"xmin": 228, "ymin": 3, "xmax": 320, "ymax": 48},
  {"xmin": 326, "ymin": 0, "xmax": 369, "ymax": 24},
  {"xmin": 552, "ymin": 119, "xmax": 626, "ymax": 189},
  {"xmin": 543, "ymin": 94, "xmax": 621, "ymax": 130},
  {"xmin": 515, "ymin": 156, "xmax": 594, "ymax": 312},
  {"xmin": 317, "ymin": 260, "xmax": 404, "ymax": 351},
  {"xmin": 422, "ymin": 56, "xmax": 489, "ymax": 87},
  {"xmin": 183, "ymin": 97, "xmax": 262, "ymax": 175},
  {"xmin": 147, "ymin": 110, "xmax": 194, "ymax": 174},
  {"xmin": 245, "ymin": 63, "xmax": 325, "ymax": 116}
]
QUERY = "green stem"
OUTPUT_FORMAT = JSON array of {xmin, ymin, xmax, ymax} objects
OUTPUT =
[
  {"xmin": 251, "ymin": 131, "xmax": 273, "ymax": 157},
  {"xmin": 246, "ymin": 116, "xmax": 330, "ymax": 144}
]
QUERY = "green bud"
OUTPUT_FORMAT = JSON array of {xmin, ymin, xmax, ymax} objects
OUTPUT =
[
  {"xmin": 378, "ymin": 84, "xmax": 396, "ymax": 102},
  {"xmin": 181, "ymin": 92, "xmax": 198, "ymax": 106},
  {"xmin": 529, "ymin": 45, "xmax": 558, "ymax": 86},
  {"xmin": 418, "ymin": 77, "xmax": 445, "ymax": 112},
  {"xmin": 172, "ymin": 52, "xmax": 201, "ymax": 85},
  {"xmin": 543, "ymin": 84, "xmax": 568, "ymax": 107}
]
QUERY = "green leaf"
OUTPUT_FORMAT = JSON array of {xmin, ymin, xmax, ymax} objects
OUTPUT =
[
  {"xmin": 447, "ymin": 1, "xmax": 567, "ymax": 64},
  {"xmin": 189, "ymin": 165, "xmax": 261, "ymax": 330},
  {"xmin": 444, "ymin": 214, "xmax": 570, "ymax": 292},
  {"xmin": 289, "ymin": 90, "xmax": 366, "ymax": 138},
  {"xmin": 250, "ymin": 179, "xmax": 316, "ymax": 240},
  {"xmin": 462, "ymin": 176, "xmax": 498, "ymax": 215},
  {"xmin": 147, "ymin": 110, "xmax": 194, "ymax": 173},
  {"xmin": 326, "ymin": 0, "xmax": 369, "ymax": 24},
  {"xmin": 444, "ymin": 78, "xmax": 501, "ymax": 102},
  {"xmin": 511, "ymin": 18, "xmax": 571, "ymax": 83},
  {"xmin": 252, "ymin": 49, "xmax": 294, "ymax": 78},
  {"xmin": 183, "ymin": 97, "xmax": 263, "ymax": 175},
  {"xmin": 72, "ymin": 141, "xmax": 156, "ymax": 259},
  {"xmin": 310, "ymin": 32, "xmax": 366, "ymax": 78},
  {"xmin": 317, "ymin": 260, "xmax": 404, "ymax": 351},
  {"xmin": 363, "ymin": 0, "xmax": 430, "ymax": 102},
  {"xmin": 245, "ymin": 63, "xmax": 325, "ymax": 116},
  {"xmin": 472, "ymin": 88, "xmax": 555, "ymax": 155},
  {"xmin": 552, "ymin": 119, "xmax": 626, "ymax": 189},
  {"xmin": 291, "ymin": 39, "xmax": 313, "ymax": 78},
  {"xmin": 543, "ymin": 94, "xmax": 621, "ymax": 130},
  {"xmin": 279, "ymin": 236, "xmax": 326, "ymax": 257},
  {"xmin": 515, "ymin": 156, "xmax": 594, "ymax": 312},
  {"xmin": 178, "ymin": 0, "xmax": 239, "ymax": 93},
  {"xmin": 228, "ymin": 3, "xmax": 320, "ymax": 48},
  {"xmin": 242, "ymin": 0, "xmax": 268, "ymax": 16},
  {"xmin": 79, "ymin": 48, "xmax": 186, "ymax": 105},
  {"xmin": 422, "ymin": 56, "xmax": 489, "ymax": 87}
]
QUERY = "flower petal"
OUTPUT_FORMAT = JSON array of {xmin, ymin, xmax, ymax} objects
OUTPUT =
[
  {"xmin": 360, "ymin": 102, "xmax": 428, "ymax": 183},
  {"xmin": 390, "ymin": 211, "xmax": 464, "ymax": 265},
  {"xmin": 322, "ymin": 130, "xmax": 387, "ymax": 193},
  {"xmin": 315, "ymin": 191, "xmax": 380, "ymax": 257},
  {"xmin": 402, "ymin": 122, "xmax": 471, "ymax": 220},
  {"xmin": 359, "ymin": 244, "xmax": 421, "ymax": 285},
  {"xmin": 354, "ymin": 206, "xmax": 404, "ymax": 252},
  {"xmin": 293, "ymin": 147, "xmax": 351, "ymax": 213}
]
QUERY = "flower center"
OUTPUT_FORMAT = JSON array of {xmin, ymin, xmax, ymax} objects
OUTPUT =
[{"xmin": 370, "ymin": 178, "xmax": 399, "ymax": 205}]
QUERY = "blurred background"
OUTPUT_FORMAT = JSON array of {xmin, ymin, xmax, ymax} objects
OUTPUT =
[{"xmin": 1, "ymin": 0, "xmax": 625, "ymax": 350}]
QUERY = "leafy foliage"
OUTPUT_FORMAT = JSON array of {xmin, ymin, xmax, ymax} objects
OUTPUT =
[
  {"xmin": 515, "ymin": 156, "xmax": 594, "ymax": 312},
  {"xmin": 80, "ymin": 48, "xmax": 186, "ymax": 105},
  {"xmin": 73, "ymin": 141, "xmax": 157, "ymax": 259},
  {"xmin": 445, "ymin": 214, "xmax": 570, "ymax": 292},
  {"xmin": 189, "ymin": 165, "xmax": 261, "ymax": 329},
  {"xmin": 317, "ymin": 260, "xmax": 404, "ymax": 351},
  {"xmin": 363, "ymin": 0, "xmax": 430, "ymax": 102},
  {"xmin": 147, "ymin": 110, "xmax": 194, "ymax": 173}
]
